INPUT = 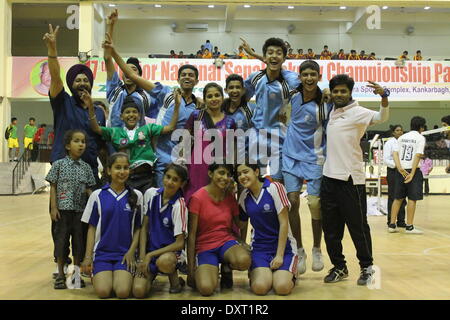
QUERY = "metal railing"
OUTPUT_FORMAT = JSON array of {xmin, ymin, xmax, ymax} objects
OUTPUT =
[{"xmin": 11, "ymin": 145, "xmax": 32, "ymax": 194}]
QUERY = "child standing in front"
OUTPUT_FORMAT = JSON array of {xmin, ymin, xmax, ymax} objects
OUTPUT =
[
  {"xmin": 81, "ymin": 152, "xmax": 143, "ymax": 299},
  {"xmin": 45, "ymin": 129, "xmax": 96, "ymax": 289},
  {"xmin": 389, "ymin": 116, "xmax": 426, "ymax": 234}
]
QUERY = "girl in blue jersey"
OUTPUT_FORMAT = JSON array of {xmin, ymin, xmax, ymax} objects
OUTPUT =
[
  {"xmin": 133, "ymin": 162, "xmax": 188, "ymax": 298},
  {"xmin": 81, "ymin": 153, "xmax": 143, "ymax": 299},
  {"xmin": 236, "ymin": 163, "xmax": 298, "ymax": 295}
]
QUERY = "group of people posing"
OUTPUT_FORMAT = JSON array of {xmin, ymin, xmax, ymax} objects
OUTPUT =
[{"xmin": 43, "ymin": 10, "xmax": 412, "ymax": 299}]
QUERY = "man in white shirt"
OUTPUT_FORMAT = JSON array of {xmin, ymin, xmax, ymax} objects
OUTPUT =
[
  {"xmin": 321, "ymin": 74, "xmax": 389, "ymax": 286},
  {"xmin": 383, "ymin": 125, "xmax": 407, "ymax": 227},
  {"xmin": 389, "ymin": 116, "xmax": 426, "ymax": 234}
]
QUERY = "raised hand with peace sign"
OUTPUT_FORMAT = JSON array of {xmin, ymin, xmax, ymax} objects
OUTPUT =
[
  {"xmin": 43, "ymin": 24, "xmax": 60, "ymax": 55},
  {"xmin": 42, "ymin": 24, "xmax": 64, "ymax": 97}
]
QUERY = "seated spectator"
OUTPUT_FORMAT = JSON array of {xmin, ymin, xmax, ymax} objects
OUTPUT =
[
  {"xmin": 368, "ymin": 52, "xmax": 377, "ymax": 60},
  {"xmin": 238, "ymin": 46, "xmax": 248, "ymax": 59},
  {"xmin": 359, "ymin": 50, "xmax": 367, "ymax": 60},
  {"xmin": 202, "ymin": 48, "xmax": 212, "ymax": 59},
  {"xmin": 320, "ymin": 45, "xmax": 333, "ymax": 60},
  {"xmin": 287, "ymin": 48, "xmax": 296, "ymax": 59},
  {"xmin": 399, "ymin": 51, "xmax": 409, "ymax": 60},
  {"xmin": 178, "ymin": 51, "xmax": 185, "ymax": 58},
  {"xmin": 306, "ymin": 48, "xmax": 316, "ymax": 59},
  {"xmin": 347, "ymin": 50, "xmax": 360, "ymax": 60},
  {"xmin": 296, "ymin": 49, "xmax": 306, "ymax": 59},
  {"xmin": 337, "ymin": 49, "xmax": 347, "ymax": 60},
  {"xmin": 213, "ymin": 46, "xmax": 220, "ymax": 58},
  {"xmin": 169, "ymin": 50, "xmax": 178, "ymax": 58},
  {"xmin": 196, "ymin": 50, "xmax": 203, "ymax": 58},
  {"xmin": 442, "ymin": 115, "xmax": 450, "ymax": 144},
  {"xmin": 414, "ymin": 50, "xmax": 423, "ymax": 61}
]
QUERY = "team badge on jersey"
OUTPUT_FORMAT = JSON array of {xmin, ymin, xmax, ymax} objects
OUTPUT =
[
  {"xmin": 138, "ymin": 131, "xmax": 146, "ymax": 147},
  {"xmin": 263, "ymin": 203, "xmax": 271, "ymax": 212},
  {"xmin": 125, "ymin": 203, "xmax": 132, "ymax": 212},
  {"xmin": 120, "ymin": 138, "xmax": 128, "ymax": 146},
  {"xmin": 163, "ymin": 217, "xmax": 170, "ymax": 227}
]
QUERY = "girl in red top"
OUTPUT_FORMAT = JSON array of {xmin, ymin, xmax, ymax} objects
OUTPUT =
[{"xmin": 187, "ymin": 163, "xmax": 251, "ymax": 296}]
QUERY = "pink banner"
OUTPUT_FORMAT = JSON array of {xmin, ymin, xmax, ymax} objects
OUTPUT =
[{"xmin": 11, "ymin": 57, "xmax": 450, "ymax": 101}]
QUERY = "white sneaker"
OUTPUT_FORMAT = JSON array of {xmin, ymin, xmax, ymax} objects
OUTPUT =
[
  {"xmin": 297, "ymin": 248, "xmax": 307, "ymax": 275},
  {"xmin": 311, "ymin": 247, "xmax": 324, "ymax": 272},
  {"xmin": 405, "ymin": 226, "xmax": 423, "ymax": 234}
]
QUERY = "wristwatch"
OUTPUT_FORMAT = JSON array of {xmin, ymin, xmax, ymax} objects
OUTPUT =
[{"xmin": 381, "ymin": 88, "xmax": 390, "ymax": 98}]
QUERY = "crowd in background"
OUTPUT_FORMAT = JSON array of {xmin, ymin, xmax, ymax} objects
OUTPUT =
[{"xmin": 163, "ymin": 40, "xmax": 426, "ymax": 61}]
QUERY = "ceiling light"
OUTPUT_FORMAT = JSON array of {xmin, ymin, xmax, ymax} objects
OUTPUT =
[
  {"xmin": 288, "ymin": 6, "xmax": 294, "ymax": 9},
  {"xmin": 108, "ymin": 4, "xmax": 116, "ymax": 7},
  {"xmin": 208, "ymin": 5, "xmax": 214, "ymax": 8},
  {"xmin": 424, "ymin": 6, "xmax": 431, "ymax": 10},
  {"xmin": 382, "ymin": 6, "xmax": 388, "ymax": 10},
  {"xmin": 155, "ymin": 4, "xmax": 162, "ymax": 8},
  {"xmin": 339, "ymin": 6, "xmax": 347, "ymax": 10},
  {"xmin": 244, "ymin": 5, "xmax": 251, "ymax": 8}
]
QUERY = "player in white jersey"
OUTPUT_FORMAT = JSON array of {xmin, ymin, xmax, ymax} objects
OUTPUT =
[
  {"xmin": 383, "ymin": 125, "xmax": 407, "ymax": 227},
  {"xmin": 389, "ymin": 116, "xmax": 426, "ymax": 234}
]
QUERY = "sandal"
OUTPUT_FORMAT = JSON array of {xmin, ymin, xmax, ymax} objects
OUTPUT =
[
  {"xmin": 169, "ymin": 277, "xmax": 185, "ymax": 294},
  {"xmin": 54, "ymin": 276, "xmax": 67, "ymax": 289}
]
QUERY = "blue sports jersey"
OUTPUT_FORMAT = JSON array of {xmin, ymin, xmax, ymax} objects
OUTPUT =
[
  {"xmin": 143, "ymin": 187, "xmax": 187, "ymax": 252},
  {"xmin": 151, "ymin": 83, "xmax": 199, "ymax": 165},
  {"xmin": 283, "ymin": 87, "xmax": 333, "ymax": 165},
  {"xmin": 238, "ymin": 179, "xmax": 296, "ymax": 252},
  {"xmin": 107, "ymin": 72, "xmax": 159, "ymax": 127},
  {"xmin": 82, "ymin": 185, "xmax": 143, "ymax": 261},
  {"xmin": 244, "ymin": 69, "xmax": 299, "ymax": 138},
  {"xmin": 224, "ymin": 102, "xmax": 256, "ymax": 131}
]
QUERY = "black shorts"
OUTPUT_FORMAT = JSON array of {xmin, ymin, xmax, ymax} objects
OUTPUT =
[
  {"xmin": 394, "ymin": 170, "xmax": 423, "ymax": 201},
  {"xmin": 54, "ymin": 210, "xmax": 84, "ymax": 259}
]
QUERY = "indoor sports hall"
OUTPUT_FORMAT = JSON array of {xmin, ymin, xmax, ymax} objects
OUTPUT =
[{"xmin": 0, "ymin": 0, "xmax": 449, "ymax": 301}]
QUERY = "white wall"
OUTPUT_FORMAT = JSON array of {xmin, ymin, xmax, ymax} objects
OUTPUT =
[{"xmin": 114, "ymin": 19, "xmax": 450, "ymax": 60}]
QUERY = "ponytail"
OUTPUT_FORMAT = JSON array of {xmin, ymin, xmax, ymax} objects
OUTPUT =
[{"xmin": 125, "ymin": 182, "xmax": 138, "ymax": 212}]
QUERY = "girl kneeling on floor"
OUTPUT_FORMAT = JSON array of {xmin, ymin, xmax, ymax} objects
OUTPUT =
[
  {"xmin": 187, "ymin": 162, "xmax": 251, "ymax": 296},
  {"xmin": 81, "ymin": 152, "xmax": 143, "ymax": 299},
  {"xmin": 133, "ymin": 162, "xmax": 189, "ymax": 298},
  {"xmin": 236, "ymin": 163, "xmax": 298, "ymax": 295}
]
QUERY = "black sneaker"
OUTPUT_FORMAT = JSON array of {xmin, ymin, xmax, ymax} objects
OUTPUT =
[
  {"xmin": 220, "ymin": 264, "xmax": 233, "ymax": 289},
  {"xmin": 324, "ymin": 266, "xmax": 348, "ymax": 283},
  {"xmin": 357, "ymin": 267, "xmax": 374, "ymax": 285},
  {"xmin": 397, "ymin": 222, "xmax": 407, "ymax": 228}
]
